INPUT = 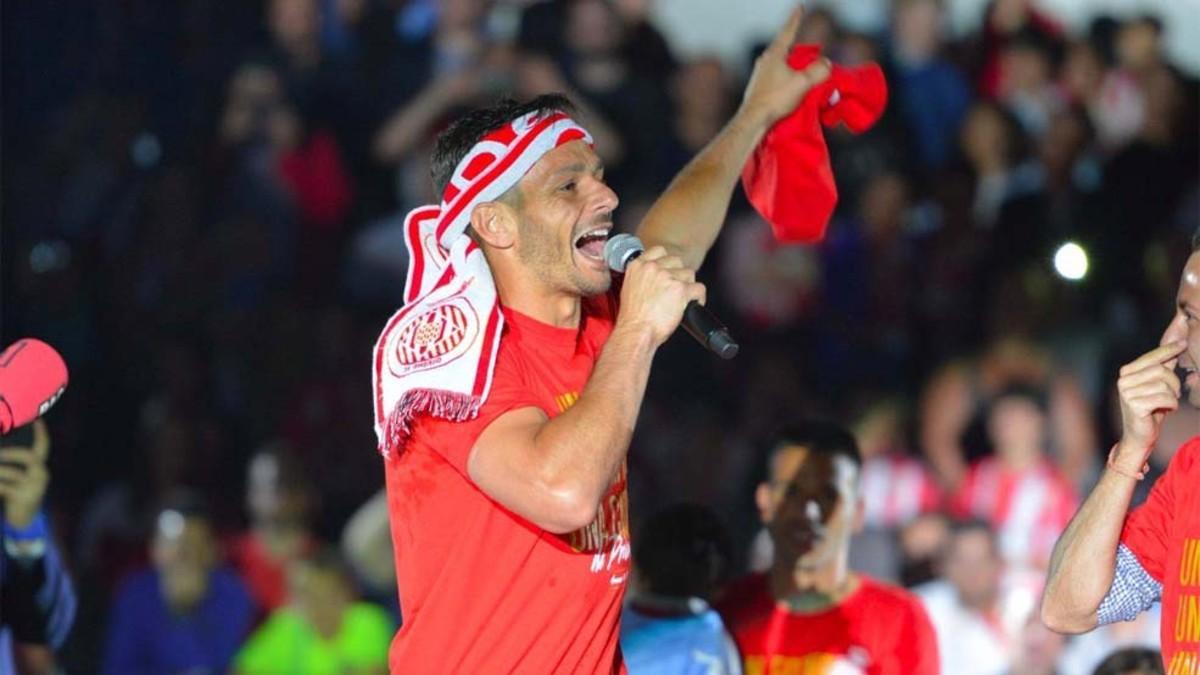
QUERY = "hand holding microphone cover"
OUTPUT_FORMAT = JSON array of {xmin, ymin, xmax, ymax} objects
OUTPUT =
[
  {"xmin": 0, "ymin": 339, "xmax": 69, "ymax": 435},
  {"xmin": 604, "ymin": 234, "xmax": 739, "ymax": 359}
]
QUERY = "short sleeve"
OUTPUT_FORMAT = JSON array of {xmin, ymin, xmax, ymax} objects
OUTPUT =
[
  {"xmin": 1119, "ymin": 438, "xmax": 1198, "ymax": 581},
  {"xmin": 407, "ymin": 346, "xmax": 541, "ymax": 476}
]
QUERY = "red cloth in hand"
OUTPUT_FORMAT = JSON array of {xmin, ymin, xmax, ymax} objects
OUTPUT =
[{"xmin": 742, "ymin": 45, "xmax": 888, "ymax": 243}]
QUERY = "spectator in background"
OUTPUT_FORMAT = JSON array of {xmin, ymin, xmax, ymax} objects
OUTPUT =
[
  {"xmin": 0, "ymin": 420, "xmax": 77, "ymax": 675},
  {"xmin": 77, "ymin": 407, "xmax": 222, "ymax": 596},
  {"xmin": 620, "ymin": 504, "xmax": 742, "ymax": 675},
  {"xmin": 818, "ymin": 171, "xmax": 919, "ymax": 392},
  {"xmin": 1059, "ymin": 39, "xmax": 1142, "ymax": 152},
  {"xmin": 996, "ymin": 31, "xmax": 1063, "ymax": 138},
  {"xmin": 663, "ymin": 57, "xmax": 736, "ymax": 181},
  {"xmin": 235, "ymin": 548, "xmax": 392, "ymax": 675},
  {"xmin": 610, "ymin": 0, "xmax": 677, "ymax": 87},
  {"xmin": 558, "ymin": 0, "xmax": 673, "ymax": 200},
  {"xmin": 1114, "ymin": 16, "xmax": 1165, "ymax": 82},
  {"xmin": 217, "ymin": 57, "xmax": 354, "ymax": 294},
  {"xmin": 959, "ymin": 101, "xmax": 1038, "ymax": 230},
  {"xmin": 888, "ymin": 0, "xmax": 972, "ymax": 172},
  {"xmin": 227, "ymin": 443, "xmax": 318, "ymax": 615},
  {"xmin": 1091, "ymin": 648, "xmax": 1163, "ymax": 675},
  {"xmin": 1096, "ymin": 64, "xmax": 1197, "ymax": 303},
  {"xmin": 1008, "ymin": 610, "xmax": 1068, "ymax": 675},
  {"xmin": 719, "ymin": 209, "xmax": 822, "ymax": 332},
  {"xmin": 898, "ymin": 511, "xmax": 953, "ymax": 588},
  {"xmin": 264, "ymin": 0, "xmax": 364, "ymax": 148},
  {"xmin": 919, "ymin": 336, "xmax": 1098, "ymax": 493},
  {"xmin": 850, "ymin": 397, "xmax": 942, "ymax": 582},
  {"xmin": 952, "ymin": 385, "xmax": 1078, "ymax": 569},
  {"xmin": 369, "ymin": 0, "xmax": 502, "ymax": 208},
  {"xmin": 102, "ymin": 494, "xmax": 254, "ymax": 675},
  {"xmin": 976, "ymin": 0, "xmax": 1062, "ymax": 98},
  {"xmin": 917, "ymin": 520, "xmax": 1015, "ymax": 675},
  {"xmin": 723, "ymin": 422, "xmax": 939, "ymax": 675}
]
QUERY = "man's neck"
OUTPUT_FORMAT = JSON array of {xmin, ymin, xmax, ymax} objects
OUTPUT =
[
  {"xmin": 771, "ymin": 566, "xmax": 859, "ymax": 615},
  {"xmin": 495, "ymin": 274, "xmax": 583, "ymax": 328}
]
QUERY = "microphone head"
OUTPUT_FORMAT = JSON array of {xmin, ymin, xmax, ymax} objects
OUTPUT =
[
  {"xmin": 0, "ymin": 339, "xmax": 69, "ymax": 434},
  {"xmin": 603, "ymin": 233, "xmax": 644, "ymax": 273}
]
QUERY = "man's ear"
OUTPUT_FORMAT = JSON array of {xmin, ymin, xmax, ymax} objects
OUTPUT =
[
  {"xmin": 851, "ymin": 496, "xmax": 866, "ymax": 535},
  {"xmin": 469, "ymin": 201, "xmax": 518, "ymax": 250}
]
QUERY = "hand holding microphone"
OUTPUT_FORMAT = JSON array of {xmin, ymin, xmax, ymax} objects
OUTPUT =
[{"xmin": 605, "ymin": 234, "xmax": 739, "ymax": 359}]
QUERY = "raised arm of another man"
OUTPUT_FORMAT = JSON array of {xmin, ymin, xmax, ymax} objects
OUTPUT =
[
  {"xmin": 1041, "ymin": 342, "xmax": 1185, "ymax": 632},
  {"xmin": 636, "ymin": 6, "xmax": 830, "ymax": 270}
]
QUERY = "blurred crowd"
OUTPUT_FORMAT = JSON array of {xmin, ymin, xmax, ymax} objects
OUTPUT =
[{"xmin": 2, "ymin": 0, "xmax": 1198, "ymax": 672}]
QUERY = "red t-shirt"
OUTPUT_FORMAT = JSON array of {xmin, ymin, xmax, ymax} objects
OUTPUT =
[
  {"xmin": 1120, "ymin": 435, "xmax": 1200, "ymax": 671},
  {"xmin": 725, "ymin": 574, "xmax": 939, "ymax": 675},
  {"xmin": 384, "ymin": 293, "xmax": 630, "ymax": 673}
]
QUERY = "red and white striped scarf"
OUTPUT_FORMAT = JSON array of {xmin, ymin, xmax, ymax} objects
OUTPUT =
[{"xmin": 371, "ymin": 110, "xmax": 593, "ymax": 457}]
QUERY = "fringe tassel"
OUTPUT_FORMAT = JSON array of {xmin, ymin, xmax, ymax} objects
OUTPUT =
[{"xmin": 381, "ymin": 388, "xmax": 482, "ymax": 458}]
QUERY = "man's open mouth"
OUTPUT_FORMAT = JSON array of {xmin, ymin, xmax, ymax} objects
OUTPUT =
[{"xmin": 573, "ymin": 227, "xmax": 611, "ymax": 261}]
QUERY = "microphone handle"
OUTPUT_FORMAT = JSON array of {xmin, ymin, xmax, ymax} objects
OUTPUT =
[{"xmin": 681, "ymin": 301, "xmax": 739, "ymax": 360}]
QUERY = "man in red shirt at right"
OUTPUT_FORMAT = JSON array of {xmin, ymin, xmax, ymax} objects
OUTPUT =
[
  {"xmin": 723, "ymin": 422, "xmax": 939, "ymax": 675},
  {"xmin": 1042, "ymin": 236, "xmax": 1200, "ymax": 672}
]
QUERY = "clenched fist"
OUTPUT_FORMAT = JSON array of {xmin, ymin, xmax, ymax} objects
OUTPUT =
[{"xmin": 617, "ymin": 246, "xmax": 706, "ymax": 347}]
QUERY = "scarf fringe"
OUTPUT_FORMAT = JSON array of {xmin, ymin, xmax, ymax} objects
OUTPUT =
[{"xmin": 381, "ymin": 388, "xmax": 482, "ymax": 458}]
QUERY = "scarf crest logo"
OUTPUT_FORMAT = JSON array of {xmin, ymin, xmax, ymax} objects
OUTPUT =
[{"xmin": 387, "ymin": 293, "xmax": 478, "ymax": 375}]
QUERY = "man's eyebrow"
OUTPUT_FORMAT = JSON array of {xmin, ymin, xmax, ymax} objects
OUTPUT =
[{"xmin": 549, "ymin": 161, "xmax": 605, "ymax": 177}]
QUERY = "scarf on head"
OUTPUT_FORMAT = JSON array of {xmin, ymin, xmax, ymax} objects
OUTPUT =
[{"xmin": 371, "ymin": 110, "xmax": 593, "ymax": 457}]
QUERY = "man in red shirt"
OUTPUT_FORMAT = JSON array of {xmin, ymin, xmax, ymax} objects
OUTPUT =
[
  {"xmin": 723, "ymin": 422, "xmax": 939, "ymax": 675},
  {"xmin": 1042, "ymin": 236, "xmax": 1200, "ymax": 672},
  {"xmin": 372, "ymin": 8, "xmax": 833, "ymax": 673}
]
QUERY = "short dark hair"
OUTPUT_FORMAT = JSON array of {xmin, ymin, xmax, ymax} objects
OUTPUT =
[
  {"xmin": 766, "ymin": 420, "xmax": 862, "ymax": 471},
  {"xmin": 156, "ymin": 489, "xmax": 211, "ymax": 523},
  {"xmin": 989, "ymin": 382, "xmax": 1049, "ymax": 413},
  {"xmin": 430, "ymin": 94, "xmax": 576, "ymax": 197},
  {"xmin": 1131, "ymin": 13, "xmax": 1164, "ymax": 36},
  {"xmin": 944, "ymin": 518, "xmax": 998, "ymax": 559},
  {"xmin": 633, "ymin": 504, "xmax": 733, "ymax": 600},
  {"xmin": 1092, "ymin": 647, "xmax": 1164, "ymax": 675},
  {"xmin": 1192, "ymin": 226, "xmax": 1199, "ymax": 252},
  {"xmin": 296, "ymin": 546, "xmax": 355, "ymax": 582}
]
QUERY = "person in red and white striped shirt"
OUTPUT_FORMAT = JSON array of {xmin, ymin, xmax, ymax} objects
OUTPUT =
[
  {"xmin": 951, "ymin": 385, "xmax": 1079, "ymax": 568},
  {"xmin": 854, "ymin": 399, "xmax": 943, "ymax": 530}
]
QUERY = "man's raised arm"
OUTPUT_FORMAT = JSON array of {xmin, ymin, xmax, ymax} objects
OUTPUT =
[
  {"xmin": 1042, "ymin": 342, "xmax": 1184, "ymax": 632},
  {"xmin": 636, "ymin": 6, "xmax": 830, "ymax": 270}
]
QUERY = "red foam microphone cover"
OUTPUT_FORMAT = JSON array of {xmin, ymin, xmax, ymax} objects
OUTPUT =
[{"xmin": 0, "ymin": 339, "xmax": 69, "ymax": 434}]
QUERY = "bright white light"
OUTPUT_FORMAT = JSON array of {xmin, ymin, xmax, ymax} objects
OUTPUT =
[
  {"xmin": 1054, "ymin": 242, "xmax": 1089, "ymax": 281},
  {"xmin": 157, "ymin": 510, "xmax": 185, "ymax": 539}
]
